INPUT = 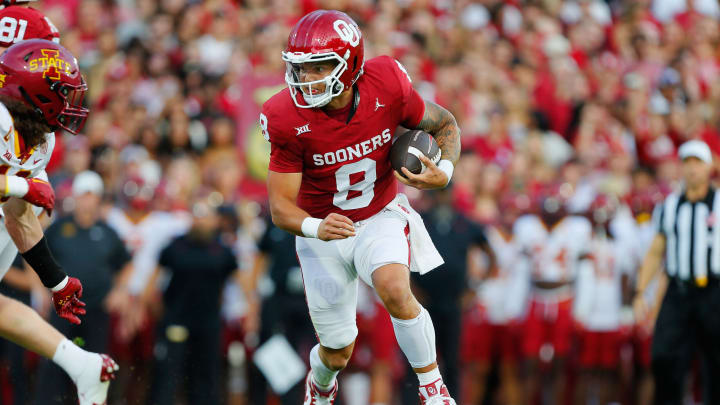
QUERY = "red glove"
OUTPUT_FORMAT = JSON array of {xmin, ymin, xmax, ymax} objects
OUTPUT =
[
  {"xmin": 52, "ymin": 277, "xmax": 86, "ymax": 325},
  {"xmin": 23, "ymin": 178, "xmax": 55, "ymax": 215}
]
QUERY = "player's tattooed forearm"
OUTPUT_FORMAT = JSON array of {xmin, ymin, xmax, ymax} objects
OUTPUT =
[{"xmin": 416, "ymin": 100, "xmax": 461, "ymax": 164}]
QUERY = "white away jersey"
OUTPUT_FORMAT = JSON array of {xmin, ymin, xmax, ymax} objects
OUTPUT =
[
  {"xmin": 0, "ymin": 102, "xmax": 54, "ymax": 180},
  {"xmin": 480, "ymin": 226, "xmax": 530, "ymax": 324},
  {"xmin": 0, "ymin": 102, "xmax": 54, "ymax": 215},
  {"xmin": 106, "ymin": 208, "xmax": 191, "ymax": 294},
  {"xmin": 574, "ymin": 234, "xmax": 633, "ymax": 331},
  {"xmin": 513, "ymin": 214, "xmax": 592, "ymax": 283}
]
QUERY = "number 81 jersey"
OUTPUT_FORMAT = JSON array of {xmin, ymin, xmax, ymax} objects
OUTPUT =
[
  {"xmin": 262, "ymin": 56, "xmax": 426, "ymax": 222},
  {"xmin": 0, "ymin": 6, "xmax": 60, "ymax": 47}
]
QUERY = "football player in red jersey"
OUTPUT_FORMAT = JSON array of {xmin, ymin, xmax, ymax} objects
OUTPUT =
[
  {"xmin": 262, "ymin": 10, "xmax": 461, "ymax": 405},
  {"xmin": 0, "ymin": 40, "xmax": 117, "ymax": 405},
  {"xmin": 0, "ymin": 0, "xmax": 60, "ymax": 51}
]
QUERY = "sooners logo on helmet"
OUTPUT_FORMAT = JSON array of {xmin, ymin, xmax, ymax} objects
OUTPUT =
[
  {"xmin": 282, "ymin": 10, "xmax": 364, "ymax": 108},
  {"xmin": 0, "ymin": 39, "xmax": 88, "ymax": 134}
]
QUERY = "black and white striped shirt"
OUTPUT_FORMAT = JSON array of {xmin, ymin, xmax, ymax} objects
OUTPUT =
[{"xmin": 655, "ymin": 188, "xmax": 720, "ymax": 283}]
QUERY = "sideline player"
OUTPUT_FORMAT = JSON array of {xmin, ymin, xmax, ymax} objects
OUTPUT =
[
  {"xmin": 0, "ymin": 39, "xmax": 117, "ymax": 404},
  {"xmin": 463, "ymin": 193, "xmax": 528, "ymax": 404},
  {"xmin": 262, "ymin": 10, "xmax": 461, "ymax": 405},
  {"xmin": 574, "ymin": 194, "xmax": 632, "ymax": 404},
  {"xmin": 514, "ymin": 187, "xmax": 591, "ymax": 404}
]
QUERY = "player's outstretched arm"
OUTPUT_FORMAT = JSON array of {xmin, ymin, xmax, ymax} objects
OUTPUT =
[
  {"xmin": 395, "ymin": 100, "xmax": 461, "ymax": 190},
  {"xmin": 3, "ymin": 198, "xmax": 86, "ymax": 324},
  {"xmin": 267, "ymin": 170, "xmax": 355, "ymax": 240}
]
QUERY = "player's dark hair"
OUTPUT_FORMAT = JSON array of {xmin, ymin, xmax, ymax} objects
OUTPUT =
[{"xmin": 0, "ymin": 95, "xmax": 51, "ymax": 149}]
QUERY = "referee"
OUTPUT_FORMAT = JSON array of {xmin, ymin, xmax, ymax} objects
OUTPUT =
[{"xmin": 634, "ymin": 140, "xmax": 720, "ymax": 405}]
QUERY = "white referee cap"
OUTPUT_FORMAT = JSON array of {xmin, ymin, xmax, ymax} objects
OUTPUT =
[
  {"xmin": 678, "ymin": 140, "xmax": 713, "ymax": 164},
  {"xmin": 72, "ymin": 171, "xmax": 104, "ymax": 196}
]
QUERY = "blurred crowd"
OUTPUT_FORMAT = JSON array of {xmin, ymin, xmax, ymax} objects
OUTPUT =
[{"xmin": 0, "ymin": 0, "xmax": 719, "ymax": 404}]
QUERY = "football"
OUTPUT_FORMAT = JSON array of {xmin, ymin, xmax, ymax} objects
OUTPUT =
[{"xmin": 390, "ymin": 129, "xmax": 441, "ymax": 178}]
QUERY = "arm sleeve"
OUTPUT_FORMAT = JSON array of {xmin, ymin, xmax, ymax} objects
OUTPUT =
[
  {"xmin": 261, "ymin": 109, "xmax": 304, "ymax": 173},
  {"xmin": 390, "ymin": 58, "xmax": 426, "ymax": 128}
]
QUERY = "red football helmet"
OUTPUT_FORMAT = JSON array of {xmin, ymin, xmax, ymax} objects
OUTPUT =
[
  {"xmin": 536, "ymin": 183, "xmax": 572, "ymax": 226},
  {"xmin": 628, "ymin": 188, "xmax": 664, "ymax": 222},
  {"xmin": 588, "ymin": 193, "xmax": 619, "ymax": 227},
  {"xmin": 282, "ymin": 10, "xmax": 364, "ymax": 108},
  {"xmin": 0, "ymin": 39, "xmax": 88, "ymax": 134},
  {"xmin": 122, "ymin": 175, "xmax": 155, "ymax": 212},
  {"xmin": 499, "ymin": 192, "xmax": 530, "ymax": 228}
]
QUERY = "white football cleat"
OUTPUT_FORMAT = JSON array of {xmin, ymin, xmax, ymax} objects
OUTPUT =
[
  {"xmin": 303, "ymin": 371, "xmax": 338, "ymax": 405},
  {"xmin": 75, "ymin": 354, "xmax": 118, "ymax": 405},
  {"xmin": 418, "ymin": 378, "xmax": 456, "ymax": 405}
]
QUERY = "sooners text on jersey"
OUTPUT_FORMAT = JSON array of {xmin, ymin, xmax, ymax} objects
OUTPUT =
[{"xmin": 262, "ymin": 56, "xmax": 425, "ymax": 222}]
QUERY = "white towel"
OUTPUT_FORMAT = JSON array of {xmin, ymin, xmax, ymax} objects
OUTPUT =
[{"xmin": 385, "ymin": 194, "xmax": 445, "ymax": 275}]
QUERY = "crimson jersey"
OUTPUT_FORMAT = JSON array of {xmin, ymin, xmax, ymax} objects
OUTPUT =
[
  {"xmin": 0, "ymin": 6, "xmax": 60, "ymax": 47},
  {"xmin": 262, "ymin": 56, "xmax": 426, "ymax": 222}
]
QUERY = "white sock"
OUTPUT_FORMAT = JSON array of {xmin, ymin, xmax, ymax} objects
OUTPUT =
[
  {"xmin": 417, "ymin": 366, "xmax": 442, "ymax": 386},
  {"xmin": 310, "ymin": 344, "xmax": 339, "ymax": 392},
  {"xmin": 52, "ymin": 338, "xmax": 92, "ymax": 382},
  {"xmin": 391, "ymin": 306, "xmax": 437, "ymax": 369}
]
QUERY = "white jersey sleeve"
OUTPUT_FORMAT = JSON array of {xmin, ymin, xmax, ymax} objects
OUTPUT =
[
  {"xmin": 566, "ymin": 216, "xmax": 592, "ymax": 252},
  {"xmin": 0, "ymin": 102, "xmax": 55, "ymax": 179},
  {"xmin": 513, "ymin": 214, "xmax": 543, "ymax": 251},
  {"xmin": 125, "ymin": 211, "xmax": 192, "ymax": 294},
  {"xmin": 573, "ymin": 256, "xmax": 596, "ymax": 325}
]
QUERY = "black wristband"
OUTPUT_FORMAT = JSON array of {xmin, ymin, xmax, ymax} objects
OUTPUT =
[{"xmin": 21, "ymin": 236, "xmax": 66, "ymax": 288}]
